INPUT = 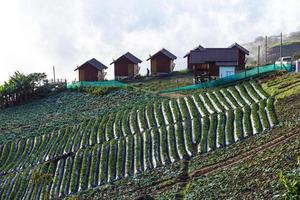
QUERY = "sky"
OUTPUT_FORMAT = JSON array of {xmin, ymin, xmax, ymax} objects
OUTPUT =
[{"xmin": 0, "ymin": 0, "xmax": 299, "ymax": 83}]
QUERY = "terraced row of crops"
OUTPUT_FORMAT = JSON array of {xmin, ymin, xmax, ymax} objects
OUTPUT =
[
  {"xmin": 0, "ymin": 81, "xmax": 277, "ymax": 199},
  {"xmin": 0, "ymin": 89, "xmax": 160, "ymax": 144}
]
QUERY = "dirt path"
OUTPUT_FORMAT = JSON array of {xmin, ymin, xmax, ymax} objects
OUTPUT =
[
  {"xmin": 130, "ymin": 127, "xmax": 300, "ymax": 199},
  {"xmin": 160, "ymin": 93, "xmax": 189, "ymax": 98}
]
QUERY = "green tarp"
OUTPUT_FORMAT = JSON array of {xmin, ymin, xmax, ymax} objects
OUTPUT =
[
  {"xmin": 67, "ymin": 80, "xmax": 127, "ymax": 89},
  {"xmin": 160, "ymin": 64, "xmax": 293, "ymax": 94}
]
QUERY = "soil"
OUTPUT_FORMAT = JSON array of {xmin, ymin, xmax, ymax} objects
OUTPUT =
[{"xmin": 160, "ymin": 93, "xmax": 189, "ymax": 98}]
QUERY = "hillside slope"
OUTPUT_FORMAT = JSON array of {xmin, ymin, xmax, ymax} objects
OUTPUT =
[
  {"xmin": 243, "ymin": 31, "xmax": 300, "ymax": 65},
  {"xmin": 0, "ymin": 73, "xmax": 299, "ymax": 199},
  {"xmin": 78, "ymin": 74, "xmax": 300, "ymax": 199},
  {"xmin": 0, "ymin": 89, "xmax": 160, "ymax": 144}
]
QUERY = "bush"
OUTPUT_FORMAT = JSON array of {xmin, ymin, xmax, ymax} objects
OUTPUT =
[
  {"xmin": 114, "ymin": 111, "xmax": 123, "ymax": 139},
  {"xmin": 162, "ymin": 100, "xmax": 173, "ymax": 125},
  {"xmin": 207, "ymin": 92, "xmax": 224, "ymax": 112},
  {"xmin": 251, "ymin": 103, "xmax": 263, "ymax": 134},
  {"xmin": 208, "ymin": 114, "xmax": 217, "ymax": 151},
  {"xmin": 244, "ymin": 82, "xmax": 261, "ymax": 102},
  {"xmin": 88, "ymin": 145, "xmax": 99, "ymax": 188},
  {"xmin": 125, "ymin": 136, "xmax": 134, "ymax": 176},
  {"xmin": 80, "ymin": 120, "xmax": 92, "ymax": 149},
  {"xmin": 130, "ymin": 107, "xmax": 139, "ymax": 134},
  {"xmin": 72, "ymin": 122, "xmax": 86, "ymax": 152},
  {"xmin": 150, "ymin": 128, "xmax": 160, "ymax": 167},
  {"xmin": 175, "ymin": 123, "xmax": 187, "ymax": 159},
  {"xmin": 228, "ymin": 87, "xmax": 247, "ymax": 107},
  {"xmin": 243, "ymin": 106, "xmax": 253, "ymax": 137},
  {"xmin": 266, "ymin": 97, "xmax": 278, "ymax": 126},
  {"xmin": 186, "ymin": 96, "xmax": 200, "ymax": 119},
  {"xmin": 105, "ymin": 113, "xmax": 115, "ymax": 141},
  {"xmin": 293, "ymin": 51, "xmax": 300, "ymax": 60},
  {"xmin": 79, "ymin": 148, "xmax": 90, "ymax": 190},
  {"xmin": 234, "ymin": 108, "xmax": 243, "ymax": 140},
  {"xmin": 178, "ymin": 98, "xmax": 190, "ymax": 120},
  {"xmin": 121, "ymin": 110, "xmax": 131, "ymax": 137},
  {"xmin": 134, "ymin": 134, "xmax": 142, "ymax": 173},
  {"xmin": 214, "ymin": 90, "xmax": 231, "ymax": 110},
  {"xmin": 74, "ymin": 86, "xmax": 119, "ymax": 96},
  {"xmin": 192, "ymin": 116, "xmax": 201, "ymax": 145},
  {"xmin": 154, "ymin": 102, "xmax": 165, "ymax": 127},
  {"xmin": 159, "ymin": 129, "xmax": 169, "ymax": 165},
  {"xmin": 217, "ymin": 114, "xmax": 225, "ymax": 147},
  {"xmin": 183, "ymin": 120, "xmax": 194, "ymax": 156},
  {"xmin": 14, "ymin": 169, "xmax": 31, "ymax": 199},
  {"xmin": 220, "ymin": 89, "xmax": 239, "ymax": 108},
  {"xmin": 116, "ymin": 139, "xmax": 125, "ymax": 179},
  {"xmin": 200, "ymin": 93, "xmax": 216, "ymax": 113},
  {"xmin": 146, "ymin": 104, "xmax": 156, "ymax": 128},
  {"xmin": 70, "ymin": 149, "xmax": 83, "ymax": 193},
  {"xmin": 99, "ymin": 143, "xmax": 109, "ymax": 184},
  {"xmin": 259, "ymin": 100, "xmax": 269, "ymax": 129},
  {"xmin": 193, "ymin": 95, "xmax": 209, "ymax": 116},
  {"xmin": 108, "ymin": 140, "xmax": 117, "ymax": 181},
  {"xmin": 64, "ymin": 126, "xmax": 77, "ymax": 154},
  {"xmin": 170, "ymin": 99, "xmax": 181, "ymax": 123},
  {"xmin": 60, "ymin": 156, "xmax": 74, "ymax": 196},
  {"xmin": 167, "ymin": 125, "xmax": 179, "ymax": 162},
  {"xmin": 236, "ymin": 84, "xmax": 255, "ymax": 104},
  {"xmin": 278, "ymin": 157, "xmax": 300, "ymax": 200},
  {"xmin": 143, "ymin": 131, "xmax": 153, "ymax": 170},
  {"xmin": 199, "ymin": 116, "xmax": 209, "ymax": 153},
  {"xmin": 138, "ymin": 106, "xmax": 148, "ymax": 131},
  {"xmin": 225, "ymin": 110, "xmax": 234, "ymax": 145},
  {"xmin": 251, "ymin": 81, "xmax": 269, "ymax": 98}
]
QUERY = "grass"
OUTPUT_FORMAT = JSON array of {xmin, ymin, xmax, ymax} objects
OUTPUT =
[
  {"xmin": 130, "ymin": 72, "xmax": 193, "ymax": 92},
  {"xmin": 261, "ymin": 72, "xmax": 300, "ymax": 99}
]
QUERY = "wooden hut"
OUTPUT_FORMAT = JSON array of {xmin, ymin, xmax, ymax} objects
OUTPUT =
[
  {"xmin": 75, "ymin": 58, "xmax": 108, "ymax": 81},
  {"xmin": 111, "ymin": 52, "xmax": 142, "ymax": 79},
  {"xmin": 188, "ymin": 43, "xmax": 249, "ymax": 82},
  {"xmin": 147, "ymin": 48, "xmax": 177, "ymax": 75}
]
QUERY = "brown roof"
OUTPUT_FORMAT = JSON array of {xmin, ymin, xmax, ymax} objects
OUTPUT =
[
  {"xmin": 75, "ymin": 58, "xmax": 108, "ymax": 71},
  {"xmin": 147, "ymin": 48, "xmax": 177, "ymax": 61},
  {"xmin": 111, "ymin": 52, "xmax": 142, "ymax": 65},
  {"xmin": 189, "ymin": 48, "xmax": 239, "ymax": 64},
  {"xmin": 228, "ymin": 43, "xmax": 249, "ymax": 55},
  {"xmin": 184, "ymin": 45, "xmax": 205, "ymax": 58}
]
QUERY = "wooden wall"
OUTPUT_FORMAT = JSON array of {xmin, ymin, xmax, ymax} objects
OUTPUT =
[
  {"xmin": 78, "ymin": 64, "xmax": 101, "ymax": 81},
  {"xmin": 150, "ymin": 53, "xmax": 172, "ymax": 74}
]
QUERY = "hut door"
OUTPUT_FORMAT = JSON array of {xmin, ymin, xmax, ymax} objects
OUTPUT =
[
  {"xmin": 152, "ymin": 60, "xmax": 157, "ymax": 74},
  {"xmin": 79, "ymin": 69, "xmax": 85, "ymax": 81},
  {"xmin": 128, "ymin": 64, "xmax": 134, "ymax": 76}
]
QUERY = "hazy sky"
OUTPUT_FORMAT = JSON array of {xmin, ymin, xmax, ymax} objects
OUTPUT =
[{"xmin": 0, "ymin": 0, "xmax": 299, "ymax": 83}]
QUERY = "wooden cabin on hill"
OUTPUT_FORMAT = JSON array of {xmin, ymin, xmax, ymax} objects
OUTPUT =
[
  {"xmin": 184, "ymin": 45, "xmax": 205, "ymax": 71},
  {"xmin": 75, "ymin": 58, "xmax": 108, "ymax": 81},
  {"xmin": 111, "ymin": 52, "xmax": 142, "ymax": 79},
  {"xmin": 147, "ymin": 48, "xmax": 177, "ymax": 75},
  {"xmin": 187, "ymin": 43, "xmax": 249, "ymax": 82}
]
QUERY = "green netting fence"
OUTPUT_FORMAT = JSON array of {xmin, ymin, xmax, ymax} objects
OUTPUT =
[
  {"xmin": 67, "ymin": 80, "xmax": 127, "ymax": 89},
  {"xmin": 160, "ymin": 63, "xmax": 293, "ymax": 94}
]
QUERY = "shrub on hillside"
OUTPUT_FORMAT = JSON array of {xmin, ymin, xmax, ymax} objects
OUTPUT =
[{"xmin": 74, "ymin": 86, "xmax": 119, "ymax": 95}]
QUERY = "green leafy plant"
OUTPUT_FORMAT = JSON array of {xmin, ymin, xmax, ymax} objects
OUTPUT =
[{"xmin": 279, "ymin": 156, "xmax": 300, "ymax": 200}]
